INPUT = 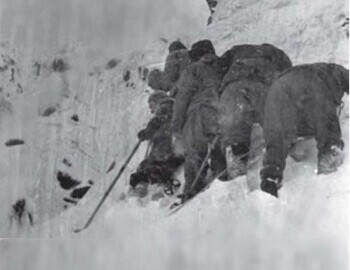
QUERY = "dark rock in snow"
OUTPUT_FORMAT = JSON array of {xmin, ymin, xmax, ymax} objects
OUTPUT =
[
  {"xmin": 70, "ymin": 186, "xmax": 91, "ymax": 199},
  {"xmin": 138, "ymin": 66, "xmax": 142, "ymax": 78},
  {"xmin": 123, "ymin": 70, "xmax": 131, "ymax": 82},
  {"xmin": 62, "ymin": 158, "xmax": 72, "ymax": 167},
  {"xmin": 10, "ymin": 67, "xmax": 15, "ymax": 82},
  {"xmin": 342, "ymin": 17, "xmax": 349, "ymax": 37},
  {"xmin": 52, "ymin": 58, "xmax": 69, "ymax": 73},
  {"xmin": 63, "ymin": 197, "xmax": 77, "ymax": 205},
  {"xmin": 142, "ymin": 68, "xmax": 149, "ymax": 81},
  {"xmin": 71, "ymin": 114, "xmax": 79, "ymax": 122},
  {"xmin": 159, "ymin": 37, "xmax": 168, "ymax": 44},
  {"xmin": 34, "ymin": 61, "xmax": 41, "ymax": 76},
  {"xmin": 17, "ymin": 83, "xmax": 23, "ymax": 94},
  {"xmin": 206, "ymin": 0, "xmax": 219, "ymax": 25},
  {"xmin": 0, "ymin": 65, "xmax": 8, "ymax": 72},
  {"xmin": 41, "ymin": 106, "xmax": 56, "ymax": 117},
  {"xmin": 56, "ymin": 171, "xmax": 81, "ymax": 190},
  {"xmin": 88, "ymin": 179, "xmax": 94, "ymax": 185},
  {"xmin": 106, "ymin": 59, "xmax": 120, "ymax": 70},
  {"xmin": 12, "ymin": 199, "xmax": 26, "ymax": 220},
  {"xmin": 10, "ymin": 199, "xmax": 33, "ymax": 226},
  {"xmin": 5, "ymin": 139, "xmax": 25, "ymax": 147}
]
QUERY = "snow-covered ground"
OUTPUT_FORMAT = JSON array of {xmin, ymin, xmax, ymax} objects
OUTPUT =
[{"xmin": 0, "ymin": 0, "xmax": 349, "ymax": 269}]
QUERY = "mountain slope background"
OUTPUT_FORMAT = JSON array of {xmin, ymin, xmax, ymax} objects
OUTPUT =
[{"xmin": 0, "ymin": 0, "xmax": 349, "ymax": 269}]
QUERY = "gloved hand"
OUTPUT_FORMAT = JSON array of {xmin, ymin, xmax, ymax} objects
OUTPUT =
[{"xmin": 137, "ymin": 129, "xmax": 149, "ymax": 141}]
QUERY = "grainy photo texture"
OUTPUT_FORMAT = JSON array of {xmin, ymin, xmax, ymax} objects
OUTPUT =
[{"xmin": 0, "ymin": 0, "xmax": 349, "ymax": 269}]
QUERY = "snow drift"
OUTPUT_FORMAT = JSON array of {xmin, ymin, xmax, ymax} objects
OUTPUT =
[{"xmin": 0, "ymin": 0, "xmax": 349, "ymax": 269}]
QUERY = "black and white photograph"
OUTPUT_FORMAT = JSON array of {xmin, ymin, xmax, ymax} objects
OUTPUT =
[{"xmin": 0, "ymin": 0, "xmax": 349, "ymax": 269}]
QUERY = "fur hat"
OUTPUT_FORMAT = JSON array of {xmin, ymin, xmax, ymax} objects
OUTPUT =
[
  {"xmin": 168, "ymin": 40, "xmax": 187, "ymax": 53},
  {"xmin": 189, "ymin": 40, "xmax": 216, "ymax": 61}
]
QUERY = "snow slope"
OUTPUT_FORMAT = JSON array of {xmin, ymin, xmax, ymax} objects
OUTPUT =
[
  {"xmin": 1, "ymin": 0, "xmax": 349, "ymax": 269},
  {"xmin": 0, "ymin": 0, "xmax": 208, "ymax": 234}
]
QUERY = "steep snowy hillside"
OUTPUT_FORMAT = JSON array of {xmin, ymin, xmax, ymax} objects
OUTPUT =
[
  {"xmin": 1, "ymin": 0, "xmax": 349, "ymax": 269},
  {"xmin": 206, "ymin": 0, "xmax": 349, "ymax": 65},
  {"xmin": 0, "ymin": 0, "xmax": 208, "ymax": 236}
]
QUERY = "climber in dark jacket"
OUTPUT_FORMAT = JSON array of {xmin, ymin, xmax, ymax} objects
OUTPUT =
[
  {"xmin": 148, "ymin": 41, "xmax": 190, "ymax": 96},
  {"xmin": 218, "ymin": 43, "xmax": 292, "ymax": 179},
  {"xmin": 260, "ymin": 63, "xmax": 349, "ymax": 197},
  {"xmin": 129, "ymin": 91, "xmax": 184, "ymax": 196},
  {"xmin": 172, "ymin": 40, "xmax": 227, "ymax": 199}
]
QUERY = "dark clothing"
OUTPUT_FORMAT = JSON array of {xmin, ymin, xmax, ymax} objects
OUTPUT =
[
  {"xmin": 219, "ymin": 80, "xmax": 267, "ymax": 148},
  {"xmin": 172, "ymin": 53, "xmax": 227, "ymax": 194},
  {"xmin": 218, "ymin": 44, "xmax": 292, "ymax": 153},
  {"xmin": 161, "ymin": 49, "xmax": 190, "ymax": 93},
  {"xmin": 172, "ymin": 54, "xmax": 224, "ymax": 135},
  {"xmin": 189, "ymin": 40, "xmax": 216, "ymax": 62},
  {"xmin": 139, "ymin": 99, "xmax": 174, "ymax": 160},
  {"xmin": 130, "ymin": 155, "xmax": 184, "ymax": 187},
  {"xmin": 220, "ymin": 43, "xmax": 292, "ymax": 86},
  {"xmin": 168, "ymin": 41, "xmax": 187, "ymax": 53},
  {"xmin": 147, "ymin": 50, "xmax": 190, "ymax": 94},
  {"xmin": 131, "ymin": 99, "xmax": 184, "ymax": 188},
  {"xmin": 262, "ymin": 63, "xmax": 348, "ymax": 175}
]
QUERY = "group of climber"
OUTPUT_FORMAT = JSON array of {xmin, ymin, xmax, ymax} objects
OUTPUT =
[{"xmin": 128, "ymin": 38, "xmax": 349, "ymax": 201}]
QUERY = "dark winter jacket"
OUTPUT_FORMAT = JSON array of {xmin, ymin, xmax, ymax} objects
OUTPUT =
[
  {"xmin": 276, "ymin": 62, "xmax": 349, "ymax": 106},
  {"xmin": 142, "ymin": 98, "xmax": 174, "ymax": 142},
  {"xmin": 220, "ymin": 43, "xmax": 292, "ymax": 90},
  {"xmin": 139, "ymin": 98, "xmax": 174, "ymax": 160},
  {"xmin": 161, "ymin": 49, "xmax": 190, "ymax": 92},
  {"xmin": 172, "ymin": 53, "xmax": 223, "ymax": 136},
  {"xmin": 147, "ymin": 49, "xmax": 190, "ymax": 93},
  {"xmin": 262, "ymin": 62, "xmax": 348, "ymax": 171}
]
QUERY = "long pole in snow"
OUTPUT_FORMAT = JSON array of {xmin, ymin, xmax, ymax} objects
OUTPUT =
[
  {"xmin": 189, "ymin": 135, "xmax": 219, "ymax": 192},
  {"xmin": 74, "ymin": 140, "xmax": 142, "ymax": 233}
]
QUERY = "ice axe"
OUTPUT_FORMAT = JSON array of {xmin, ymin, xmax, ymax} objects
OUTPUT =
[{"xmin": 74, "ymin": 140, "xmax": 142, "ymax": 233}]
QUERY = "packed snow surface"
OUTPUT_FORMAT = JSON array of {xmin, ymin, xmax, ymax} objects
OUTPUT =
[{"xmin": 0, "ymin": 0, "xmax": 348, "ymax": 269}]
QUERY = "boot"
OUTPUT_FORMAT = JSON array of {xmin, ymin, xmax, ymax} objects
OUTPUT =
[
  {"xmin": 260, "ymin": 165, "xmax": 283, "ymax": 198},
  {"xmin": 129, "ymin": 172, "xmax": 147, "ymax": 188},
  {"xmin": 260, "ymin": 178, "xmax": 280, "ymax": 198},
  {"xmin": 317, "ymin": 145, "xmax": 344, "ymax": 175},
  {"xmin": 133, "ymin": 182, "xmax": 149, "ymax": 198}
]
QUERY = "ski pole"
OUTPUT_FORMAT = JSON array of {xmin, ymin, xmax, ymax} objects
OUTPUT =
[
  {"xmin": 74, "ymin": 140, "xmax": 142, "ymax": 233},
  {"xmin": 189, "ymin": 135, "xmax": 219, "ymax": 192},
  {"xmin": 144, "ymin": 141, "xmax": 151, "ymax": 159},
  {"xmin": 168, "ymin": 167, "xmax": 229, "ymax": 214}
]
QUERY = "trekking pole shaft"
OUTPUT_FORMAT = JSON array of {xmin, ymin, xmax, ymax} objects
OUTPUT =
[
  {"xmin": 76, "ymin": 140, "xmax": 142, "ymax": 232},
  {"xmin": 190, "ymin": 135, "xmax": 219, "ymax": 192}
]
